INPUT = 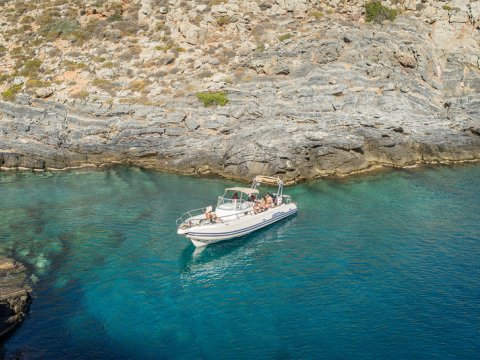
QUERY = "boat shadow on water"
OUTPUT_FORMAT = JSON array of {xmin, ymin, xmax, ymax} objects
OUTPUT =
[{"xmin": 178, "ymin": 215, "xmax": 297, "ymax": 279}]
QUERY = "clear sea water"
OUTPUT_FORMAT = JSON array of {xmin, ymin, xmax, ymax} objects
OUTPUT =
[{"xmin": 0, "ymin": 165, "xmax": 479, "ymax": 359}]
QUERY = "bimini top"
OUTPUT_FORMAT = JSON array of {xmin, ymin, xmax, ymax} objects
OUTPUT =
[
  {"xmin": 253, "ymin": 175, "xmax": 283, "ymax": 186},
  {"xmin": 225, "ymin": 187, "xmax": 259, "ymax": 195}
]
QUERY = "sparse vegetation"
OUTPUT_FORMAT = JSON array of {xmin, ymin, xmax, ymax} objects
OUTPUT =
[
  {"xmin": 278, "ymin": 33, "xmax": 292, "ymax": 42},
  {"xmin": 365, "ymin": 1, "xmax": 397, "ymax": 23},
  {"xmin": 102, "ymin": 61, "xmax": 114, "ymax": 68},
  {"xmin": 0, "ymin": 73, "xmax": 10, "ymax": 83},
  {"xmin": 107, "ymin": 13, "xmax": 123, "ymax": 22},
  {"xmin": 64, "ymin": 60, "xmax": 88, "ymax": 71},
  {"xmin": 310, "ymin": 10, "xmax": 323, "ymax": 20},
  {"xmin": 256, "ymin": 43, "xmax": 266, "ymax": 52},
  {"xmin": 92, "ymin": 78, "xmax": 115, "ymax": 92},
  {"xmin": 156, "ymin": 39, "xmax": 176, "ymax": 52},
  {"xmin": 216, "ymin": 16, "xmax": 231, "ymax": 27},
  {"xmin": 26, "ymin": 79, "xmax": 51, "ymax": 88},
  {"xmin": 129, "ymin": 80, "xmax": 147, "ymax": 92},
  {"xmin": 40, "ymin": 19, "xmax": 80, "ymax": 39},
  {"xmin": 71, "ymin": 90, "xmax": 89, "ymax": 99},
  {"xmin": 155, "ymin": 21, "xmax": 166, "ymax": 31},
  {"xmin": 20, "ymin": 59, "xmax": 42, "ymax": 77},
  {"xmin": 2, "ymin": 84, "xmax": 22, "ymax": 101},
  {"xmin": 442, "ymin": 5, "xmax": 452, "ymax": 11},
  {"xmin": 196, "ymin": 91, "xmax": 228, "ymax": 107}
]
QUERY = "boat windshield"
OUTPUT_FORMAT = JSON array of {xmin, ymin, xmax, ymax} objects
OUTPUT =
[
  {"xmin": 216, "ymin": 189, "xmax": 256, "ymax": 211},
  {"xmin": 216, "ymin": 197, "xmax": 251, "ymax": 211}
]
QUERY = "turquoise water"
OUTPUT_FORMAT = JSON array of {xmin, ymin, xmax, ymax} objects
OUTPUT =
[{"xmin": 1, "ymin": 165, "xmax": 479, "ymax": 359}]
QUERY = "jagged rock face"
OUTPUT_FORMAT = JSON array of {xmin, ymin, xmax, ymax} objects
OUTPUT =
[
  {"xmin": 0, "ymin": 1, "xmax": 479, "ymax": 181},
  {"xmin": 0, "ymin": 257, "xmax": 31, "ymax": 339}
]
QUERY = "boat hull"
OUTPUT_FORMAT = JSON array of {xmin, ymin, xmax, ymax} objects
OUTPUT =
[{"xmin": 181, "ymin": 203, "xmax": 297, "ymax": 247}]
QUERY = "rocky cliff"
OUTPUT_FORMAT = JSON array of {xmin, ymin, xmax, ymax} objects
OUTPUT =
[
  {"xmin": 0, "ymin": 257, "xmax": 31, "ymax": 339},
  {"xmin": 0, "ymin": 0, "xmax": 479, "ymax": 182}
]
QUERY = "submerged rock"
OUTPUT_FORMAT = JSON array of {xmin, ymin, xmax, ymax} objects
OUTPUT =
[{"xmin": 0, "ymin": 257, "xmax": 31, "ymax": 339}]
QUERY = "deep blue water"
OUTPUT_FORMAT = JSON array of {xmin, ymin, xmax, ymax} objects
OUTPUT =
[{"xmin": 0, "ymin": 165, "xmax": 479, "ymax": 359}]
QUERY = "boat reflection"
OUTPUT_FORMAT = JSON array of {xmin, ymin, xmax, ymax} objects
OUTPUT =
[{"xmin": 178, "ymin": 217, "xmax": 297, "ymax": 284}]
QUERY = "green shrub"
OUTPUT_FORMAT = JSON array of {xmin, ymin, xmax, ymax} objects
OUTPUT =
[
  {"xmin": 156, "ymin": 39, "xmax": 176, "ymax": 52},
  {"xmin": 72, "ymin": 90, "xmax": 89, "ymax": 99},
  {"xmin": 278, "ymin": 33, "xmax": 292, "ymax": 42},
  {"xmin": 2, "ymin": 84, "xmax": 22, "ymax": 101},
  {"xmin": 21, "ymin": 59, "xmax": 42, "ymax": 77},
  {"xmin": 64, "ymin": 60, "xmax": 87, "ymax": 70},
  {"xmin": 102, "ymin": 61, "xmax": 114, "ymax": 68},
  {"xmin": 196, "ymin": 91, "xmax": 228, "ymax": 107},
  {"xmin": 112, "ymin": 21, "xmax": 138, "ymax": 36},
  {"xmin": 107, "ymin": 13, "xmax": 123, "ymax": 22},
  {"xmin": 256, "ymin": 43, "xmax": 265, "ymax": 52},
  {"xmin": 365, "ymin": 1, "xmax": 397, "ymax": 23},
  {"xmin": 0, "ymin": 73, "xmax": 9, "ymax": 83},
  {"xmin": 442, "ymin": 5, "xmax": 452, "ymax": 11},
  {"xmin": 92, "ymin": 78, "xmax": 112, "ymax": 88},
  {"xmin": 26, "ymin": 79, "xmax": 51, "ymax": 88},
  {"xmin": 217, "ymin": 16, "xmax": 231, "ymax": 26},
  {"xmin": 172, "ymin": 46, "xmax": 186, "ymax": 53},
  {"xmin": 36, "ymin": 10, "xmax": 61, "ymax": 27},
  {"xmin": 129, "ymin": 80, "xmax": 147, "ymax": 92},
  {"xmin": 41, "ymin": 19, "xmax": 80, "ymax": 39},
  {"xmin": 21, "ymin": 15, "xmax": 35, "ymax": 24},
  {"xmin": 10, "ymin": 47, "xmax": 22, "ymax": 56},
  {"xmin": 310, "ymin": 10, "xmax": 323, "ymax": 20},
  {"xmin": 156, "ymin": 21, "xmax": 166, "ymax": 31}
]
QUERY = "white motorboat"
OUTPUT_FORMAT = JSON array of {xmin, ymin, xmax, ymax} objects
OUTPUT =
[{"xmin": 176, "ymin": 175, "xmax": 297, "ymax": 247}]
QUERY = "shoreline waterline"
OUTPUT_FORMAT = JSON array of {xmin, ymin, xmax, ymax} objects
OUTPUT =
[{"xmin": 1, "ymin": 157, "xmax": 480, "ymax": 185}]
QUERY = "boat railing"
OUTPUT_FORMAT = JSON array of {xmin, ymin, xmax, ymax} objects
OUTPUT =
[
  {"xmin": 176, "ymin": 207, "xmax": 208, "ymax": 227},
  {"xmin": 282, "ymin": 195, "xmax": 292, "ymax": 204},
  {"xmin": 177, "ymin": 208, "xmax": 257, "ymax": 229}
]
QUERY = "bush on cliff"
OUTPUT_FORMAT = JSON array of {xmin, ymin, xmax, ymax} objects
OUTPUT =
[
  {"xmin": 40, "ymin": 19, "xmax": 80, "ymax": 39},
  {"xmin": 196, "ymin": 91, "xmax": 229, "ymax": 107},
  {"xmin": 2, "ymin": 84, "xmax": 22, "ymax": 101},
  {"xmin": 20, "ymin": 59, "xmax": 42, "ymax": 77},
  {"xmin": 365, "ymin": 1, "xmax": 397, "ymax": 23}
]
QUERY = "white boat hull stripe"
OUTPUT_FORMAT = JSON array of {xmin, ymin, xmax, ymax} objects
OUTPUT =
[{"xmin": 186, "ymin": 208, "xmax": 297, "ymax": 238}]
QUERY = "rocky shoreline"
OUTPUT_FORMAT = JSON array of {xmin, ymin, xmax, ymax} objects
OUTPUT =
[
  {"xmin": 0, "ymin": 257, "xmax": 31, "ymax": 340},
  {"xmin": 1, "ymin": 1, "xmax": 480, "ymax": 183}
]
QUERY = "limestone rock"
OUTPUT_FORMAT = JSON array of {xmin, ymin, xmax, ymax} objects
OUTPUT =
[
  {"xmin": 395, "ymin": 52, "xmax": 416, "ymax": 68},
  {"xmin": 35, "ymin": 87, "xmax": 55, "ymax": 99},
  {"xmin": 0, "ymin": 257, "xmax": 31, "ymax": 339},
  {"xmin": 449, "ymin": 11, "xmax": 470, "ymax": 23},
  {"xmin": 138, "ymin": 0, "xmax": 153, "ymax": 25}
]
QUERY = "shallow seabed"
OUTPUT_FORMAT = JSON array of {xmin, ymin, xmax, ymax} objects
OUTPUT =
[{"xmin": 1, "ymin": 165, "xmax": 479, "ymax": 359}]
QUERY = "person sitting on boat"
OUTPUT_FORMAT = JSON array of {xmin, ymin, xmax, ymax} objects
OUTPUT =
[
  {"xmin": 205, "ymin": 206, "xmax": 215, "ymax": 221},
  {"xmin": 249, "ymin": 193, "xmax": 256, "ymax": 202},
  {"xmin": 232, "ymin": 192, "xmax": 239, "ymax": 200},
  {"xmin": 254, "ymin": 199, "xmax": 264, "ymax": 213},
  {"xmin": 260, "ymin": 197, "xmax": 269, "ymax": 211},
  {"xmin": 265, "ymin": 194, "xmax": 273, "ymax": 208}
]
